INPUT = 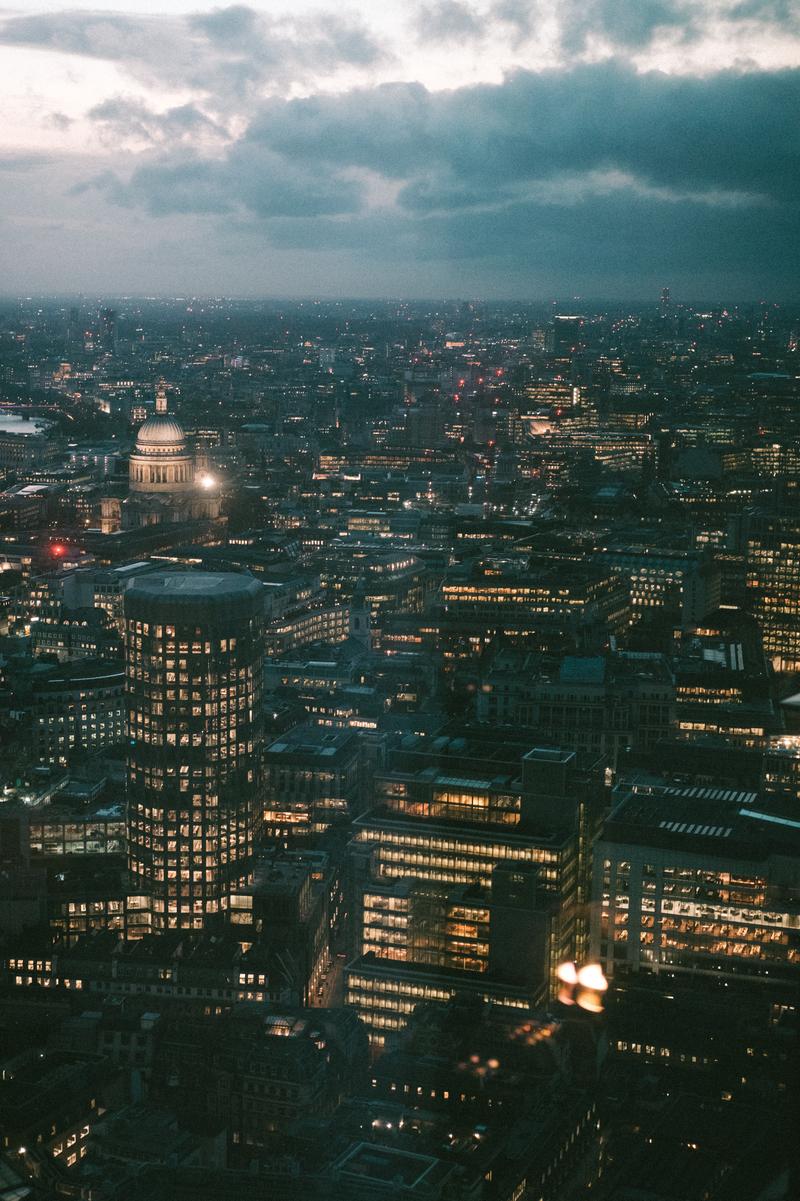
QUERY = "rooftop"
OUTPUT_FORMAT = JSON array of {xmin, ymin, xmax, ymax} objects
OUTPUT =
[
  {"xmin": 333, "ymin": 1142, "xmax": 449, "ymax": 1191},
  {"xmin": 128, "ymin": 571, "xmax": 259, "ymax": 598},
  {"xmin": 559, "ymin": 656, "xmax": 606, "ymax": 684},
  {"xmin": 266, "ymin": 724, "xmax": 357, "ymax": 759},
  {"xmin": 125, "ymin": 570, "xmax": 264, "ymax": 618},
  {"xmin": 603, "ymin": 778, "xmax": 800, "ymax": 857}
]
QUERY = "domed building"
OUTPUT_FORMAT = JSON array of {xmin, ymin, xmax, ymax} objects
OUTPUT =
[{"xmin": 101, "ymin": 385, "xmax": 220, "ymax": 533}]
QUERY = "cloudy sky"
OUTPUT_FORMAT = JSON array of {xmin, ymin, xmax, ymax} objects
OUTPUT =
[{"xmin": 0, "ymin": 0, "xmax": 798, "ymax": 298}]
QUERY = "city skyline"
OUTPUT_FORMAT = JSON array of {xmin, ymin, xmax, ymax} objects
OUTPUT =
[
  {"xmin": 0, "ymin": 3, "xmax": 798, "ymax": 1196},
  {"xmin": 0, "ymin": 0, "xmax": 798, "ymax": 298},
  {"xmin": 0, "ymin": 287, "xmax": 797, "ymax": 1198}
]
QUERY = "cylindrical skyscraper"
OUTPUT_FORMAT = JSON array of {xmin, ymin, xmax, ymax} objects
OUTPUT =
[{"xmin": 124, "ymin": 572, "xmax": 264, "ymax": 930}]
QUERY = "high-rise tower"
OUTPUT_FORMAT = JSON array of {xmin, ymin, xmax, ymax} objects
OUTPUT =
[{"xmin": 124, "ymin": 571, "xmax": 264, "ymax": 930}]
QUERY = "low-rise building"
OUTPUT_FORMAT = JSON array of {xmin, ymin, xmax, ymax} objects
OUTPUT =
[{"xmin": 263, "ymin": 724, "xmax": 363, "ymax": 842}]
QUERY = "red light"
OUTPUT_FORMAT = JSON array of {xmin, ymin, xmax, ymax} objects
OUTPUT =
[{"xmin": 50, "ymin": 544, "xmax": 66, "ymax": 557}]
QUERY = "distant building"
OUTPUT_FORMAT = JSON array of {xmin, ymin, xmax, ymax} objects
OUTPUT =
[
  {"xmin": 550, "ymin": 314, "xmax": 585, "ymax": 354},
  {"xmin": 594, "ymin": 544, "xmax": 721, "ymax": 627},
  {"xmin": 263, "ymin": 724, "xmax": 363, "ymax": 843},
  {"xmin": 348, "ymin": 864, "xmax": 558, "ymax": 1044},
  {"xmin": 99, "ymin": 307, "xmax": 118, "ymax": 354},
  {"xmin": 442, "ymin": 563, "xmax": 630, "ymax": 637},
  {"xmin": 101, "ymin": 385, "xmax": 220, "ymax": 533},
  {"xmin": 0, "ymin": 414, "xmax": 63, "ymax": 471},
  {"xmin": 350, "ymin": 738, "xmax": 605, "ymax": 1044},
  {"xmin": 159, "ymin": 1006, "xmax": 368, "ymax": 1152},
  {"xmin": 0, "ymin": 1049, "xmax": 124, "ymax": 1172}
]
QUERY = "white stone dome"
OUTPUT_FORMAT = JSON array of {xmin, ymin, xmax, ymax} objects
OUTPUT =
[{"xmin": 135, "ymin": 413, "xmax": 187, "ymax": 456}]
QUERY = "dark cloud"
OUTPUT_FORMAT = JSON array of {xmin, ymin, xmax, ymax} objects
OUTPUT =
[
  {"xmin": 0, "ymin": 10, "xmax": 146, "ymax": 56},
  {"xmin": 0, "ymin": 7, "xmax": 387, "ymax": 109},
  {"xmin": 730, "ymin": 0, "xmax": 799, "ymax": 20},
  {"xmin": 555, "ymin": 0, "xmax": 692, "ymax": 53},
  {"xmin": 88, "ymin": 98, "xmax": 227, "ymax": 147},
  {"xmin": 258, "ymin": 189, "xmax": 793, "ymax": 276},
  {"xmin": 189, "ymin": 4, "xmax": 261, "ymax": 43},
  {"xmin": 2, "ymin": 6, "xmax": 798, "ymax": 297},
  {"xmin": 2, "ymin": 147, "xmax": 796, "ymax": 299},
  {"xmin": 95, "ymin": 147, "xmax": 361, "ymax": 220},
  {"xmin": 490, "ymin": 0, "xmax": 538, "ymax": 35},
  {"xmin": 316, "ymin": 15, "xmax": 387, "ymax": 67},
  {"xmin": 223, "ymin": 146, "xmax": 362, "ymax": 218},
  {"xmin": 46, "ymin": 112, "xmax": 74, "ymax": 132},
  {"xmin": 416, "ymin": 0, "xmax": 798, "ymax": 54},
  {"xmin": 237, "ymin": 62, "xmax": 800, "ymax": 202},
  {"xmin": 102, "ymin": 158, "xmax": 234, "ymax": 215},
  {"xmin": 547, "ymin": 0, "xmax": 797, "ymax": 55},
  {"xmin": 85, "ymin": 59, "xmax": 799, "ymax": 296},
  {"xmin": 416, "ymin": 192, "xmax": 793, "ymax": 274}
]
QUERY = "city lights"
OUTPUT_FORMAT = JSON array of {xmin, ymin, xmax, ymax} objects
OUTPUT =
[
  {"xmin": 557, "ymin": 961, "xmax": 609, "ymax": 1013},
  {"xmin": 557, "ymin": 960, "xmax": 579, "ymax": 1005},
  {"xmin": 575, "ymin": 964, "xmax": 609, "ymax": 1013},
  {"xmin": 1, "ymin": 288, "xmax": 797, "ymax": 1195}
]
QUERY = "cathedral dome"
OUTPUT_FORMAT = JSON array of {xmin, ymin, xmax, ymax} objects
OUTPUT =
[
  {"xmin": 128, "ymin": 383, "xmax": 195, "ymax": 497},
  {"xmin": 135, "ymin": 413, "xmax": 187, "ymax": 456}
]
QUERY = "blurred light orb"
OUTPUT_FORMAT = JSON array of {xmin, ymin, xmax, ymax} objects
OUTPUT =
[{"xmin": 576, "ymin": 963, "xmax": 609, "ymax": 1013}]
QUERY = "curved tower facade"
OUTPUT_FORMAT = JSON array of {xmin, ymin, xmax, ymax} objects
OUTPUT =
[{"xmin": 124, "ymin": 571, "xmax": 264, "ymax": 930}]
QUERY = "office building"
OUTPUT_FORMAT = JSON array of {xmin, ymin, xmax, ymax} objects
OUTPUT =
[
  {"xmin": 476, "ymin": 651, "xmax": 674, "ymax": 766},
  {"xmin": 743, "ymin": 512, "xmax": 800, "ymax": 671},
  {"xmin": 0, "ymin": 414, "xmax": 63, "ymax": 470},
  {"xmin": 263, "ymin": 723, "xmax": 363, "ymax": 843},
  {"xmin": 441, "ymin": 563, "xmax": 630, "ymax": 636},
  {"xmin": 352, "ymin": 741, "xmax": 604, "ymax": 1016},
  {"xmin": 592, "ymin": 777, "xmax": 800, "ymax": 985},
  {"xmin": 124, "ymin": 571, "xmax": 265, "ymax": 930},
  {"xmin": 347, "ymin": 863, "xmax": 558, "ymax": 1043},
  {"xmin": 30, "ymin": 658, "xmax": 125, "ymax": 765},
  {"xmin": 594, "ymin": 544, "xmax": 721, "ymax": 627}
]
